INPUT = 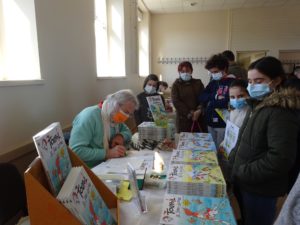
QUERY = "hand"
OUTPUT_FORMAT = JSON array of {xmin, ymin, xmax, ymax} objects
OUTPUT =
[
  {"xmin": 106, "ymin": 145, "xmax": 126, "ymax": 159},
  {"xmin": 110, "ymin": 134, "xmax": 124, "ymax": 148},
  {"xmin": 217, "ymin": 95, "xmax": 225, "ymax": 100},
  {"xmin": 192, "ymin": 109, "xmax": 201, "ymax": 121}
]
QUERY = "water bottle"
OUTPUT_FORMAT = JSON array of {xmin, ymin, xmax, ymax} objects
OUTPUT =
[{"xmin": 167, "ymin": 119, "xmax": 175, "ymax": 140}]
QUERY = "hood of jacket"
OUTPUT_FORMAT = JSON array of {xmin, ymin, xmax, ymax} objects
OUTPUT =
[{"xmin": 256, "ymin": 88, "xmax": 300, "ymax": 111}]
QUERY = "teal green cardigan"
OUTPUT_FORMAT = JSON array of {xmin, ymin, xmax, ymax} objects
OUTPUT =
[{"xmin": 69, "ymin": 105, "xmax": 132, "ymax": 168}]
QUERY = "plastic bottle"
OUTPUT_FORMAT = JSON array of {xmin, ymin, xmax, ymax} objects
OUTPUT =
[{"xmin": 167, "ymin": 119, "xmax": 175, "ymax": 140}]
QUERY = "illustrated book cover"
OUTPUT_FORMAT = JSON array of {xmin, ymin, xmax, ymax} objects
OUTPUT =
[
  {"xmin": 57, "ymin": 166, "xmax": 117, "ymax": 225},
  {"xmin": 32, "ymin": 122, "xmax": 72, "ymax": 196},
  {"xmin": 160, "ymin": 194, "xmax": 236, "ymax": 225}
]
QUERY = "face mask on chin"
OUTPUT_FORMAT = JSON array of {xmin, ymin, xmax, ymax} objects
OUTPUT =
[
  {"xmin": 180, "ymin": 72, "xmax": 192, "ymax": 81},
  {"xmin": 112, "ymin": 109, "xmax": 129, "ymax": 123},
  {"xmin": 247, "ymin": 83, "xmax": 271, "ymax": 99},
  {"xmin": 144, "ymin": 85, "xmax": 157, "ymax": 94}
]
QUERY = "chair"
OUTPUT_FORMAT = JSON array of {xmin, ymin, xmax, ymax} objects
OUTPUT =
[{"xmin": 0, "ymin": 163, "xmax": 28, "ymax": 225}]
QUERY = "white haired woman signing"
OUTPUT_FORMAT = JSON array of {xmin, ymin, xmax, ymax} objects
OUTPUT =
[{"xmin": 69, "ymin": 89, "xmax": 139, "ymax": 168}]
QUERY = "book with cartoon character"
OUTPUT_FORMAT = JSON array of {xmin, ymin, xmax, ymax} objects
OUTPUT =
[
  {"xmin": 166, "ymin": 164, "xmax": 226, "ymax": 197},
  {"xmin": 178, "ymin": 132, "xmax": 213, "ymax": 142},
  {"xmin": 33, "ymin": 122, "xmax": 72, "ymax": 196},
  {"xmin": 177, "ymin": 139, "xmax": 216, "ymax": 151},
  {"xmin": 57, "ymin": 166, "xmax": 117, "ymax": 225},
  {"xmin": 160, "ymin": 194, "xmax": 236, "ymax": 225},
  {"xmin": 170, "ymin": 150, "xmax": 218, "ymax": 165},
  {"xmin": 146, "ymin": 95, "xmax": 168, "ymax": 128}
]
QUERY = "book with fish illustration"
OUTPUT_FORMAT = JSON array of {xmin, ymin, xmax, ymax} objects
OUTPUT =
[
  {"xmin": 177, "ymin": 139, "xmax": 216, "ymax": 151},
  {"xmin": 33, "ymin": 122, "xmax": 72, "ymax": 196},
  {"xmin": 160, "ymin": 194, "xmax": 236, "ymax": 225},
  {"xmin": 170, "ymin": 150, "xmax": 218, "ymax": 165},
  {"xmin": 166, "ymin": 164, "xmax": 226, "ymax": 197},
  {"xmin": 57, "ymin": 166, "xmax": 117, "ymax": 225},
  {"xmin": 178, "ymin": 132, "xmax": 213, "ymax": 142}
]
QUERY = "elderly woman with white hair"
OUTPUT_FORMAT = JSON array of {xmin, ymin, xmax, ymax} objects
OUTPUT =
[{"xmin": 69, "ymin": 89, "xmax": 139, "ymax": 168}]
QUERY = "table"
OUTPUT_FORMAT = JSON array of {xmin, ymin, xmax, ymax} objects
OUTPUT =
[{"xmin": 92, "ymin": 150, "xmax": 172, "ymax": 225}]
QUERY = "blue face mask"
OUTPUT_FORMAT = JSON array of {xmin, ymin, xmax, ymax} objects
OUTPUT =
[
  {"xmin": 180, "ymin": 72, "xmax": 192, "ymax": 81},
  {"xmin": 144, "ymin": 84, "xmax": 156, "ymax": 94},
  {"xmin": 230, "ymin": 98, "xmax": 247, "ymax": 109},
  {"xmin": 211, "ymin": 72, "xmax": 223, "ymax": 81},
  {"xmin": 247, "ymin": 83, "xmax": 271, "ymax": 99}
]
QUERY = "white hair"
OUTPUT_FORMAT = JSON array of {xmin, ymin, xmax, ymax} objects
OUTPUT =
[{"xmin": 101, "ymin": 89, "xmax": 138, "ymax": 152}]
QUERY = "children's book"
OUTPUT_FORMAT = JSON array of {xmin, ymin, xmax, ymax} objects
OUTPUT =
[
  {"xmin": 166, "ymin": 164, "xmax": 226, "ymax": 197},
  {"xmin": 57, "ymin": 166, "xmax": 117, "ymax": 225},
  {"xmin": 177, "ymin": 139, "xmax": 216, "ymax": 151},
  {"xmin": 223, "ymin": 120, "xmax": 240, "ymax": 158},
  {"xmin": 178, "ymin": 132, "xmax": 213, "ymax": 142},
  {"xmin": 146, "ymin": 95, "xmax": 168, "ymax": 128},
  {"xmin": 32, "ymin": 122, "xmax": 72, "ymax": 196},
  {"xmin": 160, "ymin": 194, "xmax": 236, "ymax": 225},
  {"xmin": 170, "ymin": 150, "xmax": 218, "ymax": 165}
]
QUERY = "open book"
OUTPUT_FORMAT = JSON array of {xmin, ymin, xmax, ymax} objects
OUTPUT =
[
  {"xmin": 32, "ymin": 122, "xmax": 72, "ymax": 196},
  {"xmin": 57, "ymin": 166, "xmax": 117, "ymax": 225}
]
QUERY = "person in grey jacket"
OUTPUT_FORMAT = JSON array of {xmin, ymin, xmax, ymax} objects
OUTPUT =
[{"xmin": 228, "ymin": 57, "xmax": 300, "ymax": 225}]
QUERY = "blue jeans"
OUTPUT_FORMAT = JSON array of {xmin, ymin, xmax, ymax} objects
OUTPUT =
[{"xmin": 237, "ymin": 189, "xmax": 277, "ymax": 225}]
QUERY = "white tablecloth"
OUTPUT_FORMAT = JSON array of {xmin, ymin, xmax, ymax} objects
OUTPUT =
[{"xmin": 92, "ymin": 150, "xmax": 172, "ymax": 225}]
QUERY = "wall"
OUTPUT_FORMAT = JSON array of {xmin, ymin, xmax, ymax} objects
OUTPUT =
[
  {"xmin": 151, "ymin": 11, "xmax": 229, "ymax": 86},
  {"xmin": 0, "ymin": 0, "xmax": 143, "ymax": 161},
  {"xmin": 151, "ymin": 5, "xmax": 300, "ymax": 87}
]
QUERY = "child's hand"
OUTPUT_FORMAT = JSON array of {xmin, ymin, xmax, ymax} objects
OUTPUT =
[{"xmin": 107, "ymin": 145, "xmax": 126, "ymax": 159}]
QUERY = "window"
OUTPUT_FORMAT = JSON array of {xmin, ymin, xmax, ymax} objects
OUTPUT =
[
  {"xmin": 0, "ymin": 0, "xmax": 41, "ymax": 82},
  {"xmin": 94, "ymin": 0, "xmax": 125, "ymax": 78},
  {"xmin": 137, "ymin": 5, "xmax": 150, "ymax": 77}
]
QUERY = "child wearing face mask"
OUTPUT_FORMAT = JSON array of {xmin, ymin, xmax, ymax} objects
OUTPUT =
[
  {"xmin": 171, "ymin": 61, "xmax": 207, "ymax": 133},
  {"xmin": 134, "ymin": 74, "xmax": 165, "ymax": 126},
  {"xmin": 228, "ymin": 79, "xmax": 250, "ymax": 128},
  {"xmin": 228, "ymin": 57, "xmax": 300, "ymax": 225},
  {"xmin": 198, "ymin": 54, "xmax": 235, "ymax": 147}
]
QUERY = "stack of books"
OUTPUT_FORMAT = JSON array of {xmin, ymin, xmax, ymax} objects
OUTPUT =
[
  {"xmin": 178, "ymin": 132, "xmax": 213, "ymax": 142},
  {"xmin": 166, "ymin": 164, "xmax": 226, "ymax": 197},
  {"xmin": 170, "ymin": 150, "xmax": 218, "ymax": 165},
  {"xmin": 160, "ymin": 193, "xmax": 236, "ymax": 225},
  {"xmin": 177, "ymin": 139, "xmax": 217, "ymax": 151},
  {"xmin": 138, "ymin": 121, "xmax": 166, "ymax": 142}
]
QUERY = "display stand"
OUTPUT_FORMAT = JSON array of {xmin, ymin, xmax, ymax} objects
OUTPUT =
[{"xmin": 24, "ymin": 148, "xmax": 120, "ymax": 225}]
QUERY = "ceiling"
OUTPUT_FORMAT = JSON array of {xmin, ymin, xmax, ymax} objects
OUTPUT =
[{"xmin": 142, "ymin": 0, "xmax": 300, "ymax": 14}]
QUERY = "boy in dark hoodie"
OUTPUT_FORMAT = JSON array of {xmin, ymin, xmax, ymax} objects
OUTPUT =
[{"xmin": 198, "ymin": 54, "xmax": 235, "ymax": 147}]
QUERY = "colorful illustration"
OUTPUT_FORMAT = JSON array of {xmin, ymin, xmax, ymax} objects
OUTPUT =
[
  {"xmin": 179, "ymin": 132, "xmax": 213, "ymax": 142},
  {"xmin": 160, "ymin": 194, "xmax": 236, "ymax": 225},
  {"xmin": 146, "ymin": 95, "xmax": 168, "ymax": 127},
  {"xmin": 177, "ymin": 140, "xmax": 216, "ymax": 151},
  {"xmin": 171, "ymin": 150, "xmax": 218, "ymax": 165},
  {"xmin": 58, "ymin": 167, "xmax": 117, "ymax": 225},
  {"xmin": 33, "ymin": 122, "xmax": 72, "ymax": 196}
]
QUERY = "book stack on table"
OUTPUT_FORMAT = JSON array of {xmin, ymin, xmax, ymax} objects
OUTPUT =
[{"xmin": 138, "ymin": 122, "xmax": 167, "ymax": 147}]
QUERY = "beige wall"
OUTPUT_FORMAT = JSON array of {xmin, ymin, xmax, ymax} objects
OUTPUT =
[
  {"xmin": 151, "ymin": 11, "xmax": 229, "ymax": 86},
  {"xmin": 151, "ymin": 5, "xmax": 300, "ymax": 87},
  {"xmin": 0, "ymin": 0, "xmax": 144, "ymax": 159}
]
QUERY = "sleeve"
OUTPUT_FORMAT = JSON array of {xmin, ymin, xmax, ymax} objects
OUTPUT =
[
  {"xmin": 70, "ymin": 115, "xmax": 106, "ymax": 163},
  {"xmin": 171, "ymin": 82, "xmax": 190, "ymax": 116},
  {"xmin": 236, "ymin": 110, "xmax": 298, "ymax": 184}
]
